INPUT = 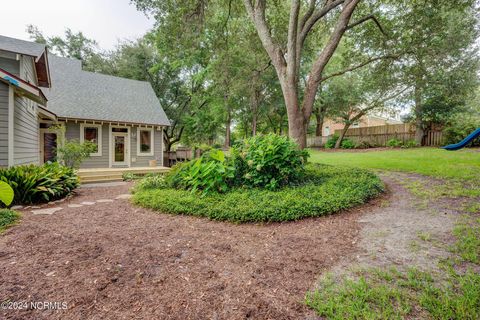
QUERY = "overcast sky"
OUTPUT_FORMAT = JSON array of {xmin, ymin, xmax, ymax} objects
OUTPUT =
[{"xmin": 0, "ymin": 0, "xmax": 154, "ymax": 50}]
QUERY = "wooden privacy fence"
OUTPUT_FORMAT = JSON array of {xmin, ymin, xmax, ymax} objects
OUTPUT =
[{"xmin": 308, "ymin": 123, "xmax": 444, "ymax": 147}]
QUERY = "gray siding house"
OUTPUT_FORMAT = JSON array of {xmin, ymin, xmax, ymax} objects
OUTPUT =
[{"xmin": 0, "ymin": 35, "xmax": 170, "ymax": 170}]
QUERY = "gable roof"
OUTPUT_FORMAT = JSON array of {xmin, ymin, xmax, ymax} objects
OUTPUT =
[
  {"xmin": 44, "ymin": 54, "xmax": 170, "ymax": 126},
  {"xmin": 0, "ymin": 35, "xmax": 46, "ymax": 58},
  {"xmin": 0, "ymin": 35, "xmax": 51, "ymax": 87}
]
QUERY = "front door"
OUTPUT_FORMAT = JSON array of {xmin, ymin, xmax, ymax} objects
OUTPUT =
[
  {"xmin": 112, "ymin": 133, "xmax": 128, "ymax": 165},
  {"xmin": 39, "ymin": 129, "xmax": 57, "ymax": 164}
]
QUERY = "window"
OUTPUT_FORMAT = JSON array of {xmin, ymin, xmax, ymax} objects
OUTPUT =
[
  {"xmin": 137, "ymin": 127, "xmax": 154, "ymax": 156},
  {"xmin": 352, "ymin": 122, "xmax": 360, "ymax": 128},
  {"xmin": 80, "ymin": 124, "xmax": 102, "ymax": 156},
  {"xmin": 324, "ymin": 126, "xmax": 330, "ymax": 136}
]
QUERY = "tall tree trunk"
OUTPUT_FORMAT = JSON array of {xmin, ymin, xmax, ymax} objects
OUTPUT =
[
  {"xmin": 335, "ymin": 123, "xmax": 351, "ymax": 149},
  {"xmin": 315, "ymin": 106, "xmax": 327, "ymax": 137},
  {"xmin": 224, "ymin": 94, "xmax": 231, "ymax": 148},
  {"xmin": 252, "ymin": 113, "xmax": 258, "ymax": 136},
  {"xmin": 280, "ymin": 79, "xmax": 307, "ymax": 148},
  {"xmin": 414, "ymin": 82, "xmax": 424, "ymax": 146}
]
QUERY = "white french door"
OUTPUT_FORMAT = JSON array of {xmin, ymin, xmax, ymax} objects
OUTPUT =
[{"xmin": 112, "ymin": 132, "xmax": 129, "ymax": 166}]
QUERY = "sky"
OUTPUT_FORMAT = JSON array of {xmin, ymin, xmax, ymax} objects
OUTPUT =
[{"xmin": 0, "ymin": 0, "xmax": 154, "ymax": 50}]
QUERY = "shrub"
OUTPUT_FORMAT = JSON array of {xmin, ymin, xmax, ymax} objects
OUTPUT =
[
  {"xmin": 56, "ymin": 139, "xmax": 97, "ymax": 169},
  {"xmin": 133, "ymin": 164, "xmax": 384, "ymax": 223},
  {"xmin": 0, "ymin": 209, "xmax": 20, "ymax": 233},
  {"xmin": 387, "ymin": 138, "xmax": 402, "ymax": 148},
  {"xmin": 133, "ymin": 174, "xmax": 167, "ymax": 192},
  {"xmin": 325, "ymin": 135, "xmax": 339, "ymax": 149},
  {"xmin": 341, "ymin": 138, "xmax": 356, "ymax": 149},
  {"xmin": 166, "ymin": 149, "xmax": 235, "ymax": 194},
  {"xmin": 444, "ymin": 115, "xmax": 480, "ymax": 146},
  {"xmin": 0, "ymin": 163, "xmax": 79, "ymax": 204},
  {"xmin": 233, "ymin": 134, "xmax": 309, "ymax": 190},
  {"xmin": 401, "ymin": 140, "xmax": 418, "ymax": 148},
  {"xmin": 356, "ymin": 140, "xmax": 374, "ymax": 149}
]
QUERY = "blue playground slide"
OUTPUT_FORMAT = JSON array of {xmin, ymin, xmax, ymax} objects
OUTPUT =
[{"xmin": 442, "ymin": 128, "xmax": 480, "ymax": 150}]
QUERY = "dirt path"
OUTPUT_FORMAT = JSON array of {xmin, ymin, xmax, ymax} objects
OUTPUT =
[
  {"xmin": 329, "ymin": 173, "xmax": 457, "ymax": 280},
  {"xmin": 0, "ymin": 174, "xmax": 461, "ymax": 319}
]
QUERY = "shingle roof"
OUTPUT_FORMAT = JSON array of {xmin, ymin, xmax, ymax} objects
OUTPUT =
[
  {"xmin": 0, "ymin": 35, "xmax": 47, "ymax": 58},
  {"xmin": 44, "ymin": 55, "xmax": 170, "ymax": 126}
]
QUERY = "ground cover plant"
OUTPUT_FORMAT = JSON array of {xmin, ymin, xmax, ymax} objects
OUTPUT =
[
  {"xmin": 0, "ymin": 162, "xmax": 79, "ymax": 205},
  {"xmin": 133, "ymin": 164, "xmax": 383, "ymax": 222},
  {"xmin": 0, "ymin": 209, "xmax": 20, "ymax": 234},
  {"xmin": 133, "ymin": 134, "xmax": 383, "ymax": 222}
]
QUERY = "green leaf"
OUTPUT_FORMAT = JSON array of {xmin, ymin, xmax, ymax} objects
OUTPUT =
[{"xmin": 0, "ymin": 181, "xmax": 14, "ymax": 206}]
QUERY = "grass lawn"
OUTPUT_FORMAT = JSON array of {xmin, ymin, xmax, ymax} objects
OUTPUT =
[{"xmin": 309, "ymin": 148, "xmax": 480, "ymax": 183}]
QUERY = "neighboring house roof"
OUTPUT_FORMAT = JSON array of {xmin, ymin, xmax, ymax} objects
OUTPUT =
[
  {"xmin": 0, "ymin": 35, "xmax": 51, "ymax": 88},
  {"xmin": 44, "ymin": 54, "xmax": 170, "ymax": 126}
]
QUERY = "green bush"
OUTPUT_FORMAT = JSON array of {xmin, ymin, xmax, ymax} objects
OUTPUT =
[
  {"xmin": 133, "ymin": 164, "xmax": 384, "ymax": 223},
  {"xmin": 0, "ymin": 163, "xmax": 79, "ymax": 205},
  {"xmin": 133, "ymin": 174, "xmax": 167, "ymax": 191},
  {"xmin": 0, "ymin": 209, "xmax": 20, "ymax": 233},
  {"xmin": 356, "ymin": 140, "xmax": 374, "ymax": 149},
  {"xmin": 166, "ymin": 149, "xmax": 235, "ymax": 194},
  {"xmin": 444, "ymin": 115, "xmax": 480, "ymax": 146},
  {"xmin": 233, "ymin": 134, "xmax": 309, "ymax": 190},
  {"xmin": 341, "ymin": 138, "xmax": 356, "ymax": 149},
  {"xmin": 401, "ymin": 140, "xmax": 418, "ymax": 148},
  {"xmin": 56, "ymin": 139, "xmax": 97, "ymax": 169},
  {"xmin": 325, "ymin": 135, "xmax": 339, "ymax": 149},
  {"xmin": 387, "ymin": 138, "xmax": 402, "ymax": 147}
]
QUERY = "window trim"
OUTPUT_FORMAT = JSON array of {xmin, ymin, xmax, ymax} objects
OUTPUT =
[
  {"xmin": 136, "ymin": 127, "xmax": 154, "ymax": 157},
  {"xmin": 80, "ymin": 123, "xmax": 102, "ymax": 156}
]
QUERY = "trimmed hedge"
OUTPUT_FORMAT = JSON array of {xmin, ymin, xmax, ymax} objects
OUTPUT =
[
  {"xmin": 0, "ymin": 209, "xmax": 20, "ymax": 233},
  {"xmin": 133, "ymin": 164, "xmax": 384, "ymax": 223}
]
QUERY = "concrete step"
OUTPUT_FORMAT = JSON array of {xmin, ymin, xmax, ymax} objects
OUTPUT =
[{"xmin": 80, "ymin": 176, "xmax": 124, "ymax": 183}]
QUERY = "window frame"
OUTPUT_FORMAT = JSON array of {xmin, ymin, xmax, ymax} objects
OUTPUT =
[
  {"xmin": 80, "ymin": 123, "xmax": 102, "ymax": 156},
  {"xmin": 136, "ymin": 127, "xmax": 154, "ymax": 157}
]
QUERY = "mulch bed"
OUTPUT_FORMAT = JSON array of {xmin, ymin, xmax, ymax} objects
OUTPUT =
[{"xmin": 0, "ymin": 182, "xmax": 364, "ymax": 319}]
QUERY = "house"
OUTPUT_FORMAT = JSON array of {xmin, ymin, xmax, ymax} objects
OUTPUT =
[
  {"xmin": 0, "ymin": 35, "xmax": 170, "ymax": 171},
  {"xmin": 321, "ymin": 115, "xmax": 402, "ymax": 137}
]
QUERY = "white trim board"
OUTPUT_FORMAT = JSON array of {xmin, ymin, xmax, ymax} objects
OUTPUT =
[{"xmin": 136, "ymin": 127, "xmax": 154, "ymax": 157}]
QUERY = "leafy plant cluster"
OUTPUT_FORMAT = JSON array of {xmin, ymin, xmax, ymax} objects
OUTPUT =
[
  {"xmin": 164, "ymin": 134, "xmax": 309, "ymax": 194},
  {"xmin": 325, "ymin": 135, "xmax": 356, "ymax": 149},
  {"xmin": 386, "ymin": 138, "xmax": 418, "ymax": 148},
  {"xmin": 234, "ymin": 134, "xmax": 309, "ymax": 190},
  {"xmin": 0, "ymin": 209, "xmax": 20, "ymax": 234},
  {"xmin": 56, "ymin": 139, "xmax": 97, "ymax": 169},
  {"xmin": 443, "ymin": 115, "xmax": 480, "ymax": 147},
  {"xmin": 166, "ymin": 149, "xmax": 235, "ymax": 194},
  {"xmin": 0, "ymin": 163, "xmax": 79, "ymax": 205},
  {"xmin": 133, "ymin": 164, "xmax": 384, "ymax": 223}
]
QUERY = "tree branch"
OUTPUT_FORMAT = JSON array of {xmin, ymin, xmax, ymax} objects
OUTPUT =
[
  {"xmin": 299, "ymin": 0, "xmax": 345, "ymax": 46},
  {"xmin": 320, "ymin": 54, "xmax": 399, "ymax": 82},
  {"xmin": 242, "ymin": 0, "xmax": 286, "ymax": 74},
  {"xmin": 302, "ymin": 0, "xmax": 361, "ymax": 119},
  {"xmin": 346, "ymin": 14, "xmax": 387, "ymax": 37},
  {"xmin": 287, "ymin": 0, "xmax": 301, "ymax": 82}
]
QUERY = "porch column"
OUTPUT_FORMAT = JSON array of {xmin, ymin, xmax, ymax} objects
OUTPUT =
[{"xmin": 7, "ymin": 87, "xmax": 14, "ymax": 167}]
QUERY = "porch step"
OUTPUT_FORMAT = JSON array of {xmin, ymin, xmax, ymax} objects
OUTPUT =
[
  {"xmin": 77, "ymin": 166, "xmax": 170, "ymax": 183},
  {"xmin": 81, "ymin": 176, "xmax": 124, "ymax": 183}
]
